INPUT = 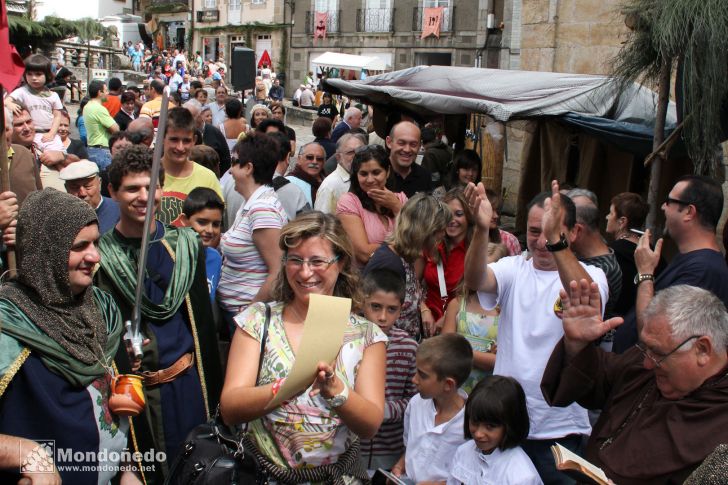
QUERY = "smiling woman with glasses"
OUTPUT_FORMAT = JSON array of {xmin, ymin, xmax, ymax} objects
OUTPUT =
[{"xmin": 220, "ymin": 212, "xmax": 387, "ymax": 484}]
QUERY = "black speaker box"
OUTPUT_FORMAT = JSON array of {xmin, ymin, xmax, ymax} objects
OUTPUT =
[{"xmin": 230, "ymin": 47, "xmax": 256, "ymax": 92}]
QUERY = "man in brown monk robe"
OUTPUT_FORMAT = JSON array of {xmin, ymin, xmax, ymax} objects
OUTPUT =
[{"xmin": 541, "ymin": 281, "xmax": 728, "ymax": 485}]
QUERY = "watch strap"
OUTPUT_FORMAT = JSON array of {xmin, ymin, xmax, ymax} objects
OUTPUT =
[
  {"xmin": 545, "ymin": 233, "xmax": 569, "ymax": 252},
  {"xmin": 634, "ymin": 273, "xmax": 654, "ymax": 286}
]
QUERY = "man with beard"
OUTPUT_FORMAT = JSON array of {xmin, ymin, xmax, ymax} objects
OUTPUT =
[
  {"xmin": 613, "ymin": 175, "xmax": 728, "ymax": 353},
  {"xmin": 286, "ymin": 142, "xmax": 325, "ymax": 207},
  {"xmin": 0, "ymin": 189, "xmax": 131, "ymax": 484},
  {"xmin": 95, "ymin": 145, "xmax": 222, "ymax": 484}
]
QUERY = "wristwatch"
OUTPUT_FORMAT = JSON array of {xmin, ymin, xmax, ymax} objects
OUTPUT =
[
  {"xmin": 325, "ymin": 383, "xmax": 350, "ymax": 408},
  {"xmin": 634, "ymin": 273, "xmax": 654, "ymax": 286},
  {"xmin": 545, "ymin": 233, "xmax": 569, "ymax": 252}
]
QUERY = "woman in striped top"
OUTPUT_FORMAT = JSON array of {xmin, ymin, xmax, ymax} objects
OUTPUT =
[{"xmin": 217, "ymin": 133, "xmax": 288, "ymax": 332}]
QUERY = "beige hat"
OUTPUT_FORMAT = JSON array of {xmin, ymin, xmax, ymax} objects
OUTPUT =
[{"xmin": 59, "ymin": 160, "xmax": 99, "ymax": 181}]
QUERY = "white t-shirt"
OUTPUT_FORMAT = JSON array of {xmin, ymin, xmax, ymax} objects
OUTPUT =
[
  {"xmin": 403, "ymin": 392, "xmax": 466, "ymax": 483},
  {"xmin": 447, "ymin": 440, "xmax": 543, "ymax": 485},
  {"xmin": 11, "ymin": 86, "xmax": 63, "ymax": 131},
  {"xmin": 478, "ymin": 254, "xmax": 607, "ymax": 439}
]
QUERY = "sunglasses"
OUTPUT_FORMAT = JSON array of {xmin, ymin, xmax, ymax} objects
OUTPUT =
[{"xmin": 304, "ymin": 155, "xmax": 325, "ymax": 162}]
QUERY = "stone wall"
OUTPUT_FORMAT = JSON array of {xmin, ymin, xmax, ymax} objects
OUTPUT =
[{"xmin": 520, "ymin": 0, "xmax": 628, "ymax": 75}]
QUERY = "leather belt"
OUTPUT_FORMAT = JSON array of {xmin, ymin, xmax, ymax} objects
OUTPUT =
[{"xmin": 141, "ymin": 352, "xmax": 194, "ymax": 387}]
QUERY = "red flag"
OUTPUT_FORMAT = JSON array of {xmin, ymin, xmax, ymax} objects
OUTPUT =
[
  {"xmin": 314, "ymin": 12, "xmax": 327, "ymax": 40},
  {"xmin": 257, "ymin": 49, "xmax": 271, "ymax": 69},
  {"xmin": 421, "ymin": 7, "xmax": 443, "ymax": 39},
  {"xmin": 0, "ymin": 0, "xmax": 25, "ymax": 89}
]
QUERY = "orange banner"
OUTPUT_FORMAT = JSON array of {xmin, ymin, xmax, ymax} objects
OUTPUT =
[
  {"xmin": 421, "ymin": 7, "xmax": 443, "ymax": 39},
  {"xmin": 314, "ymin": 12, "xmax": 328, "ymax": 40}
]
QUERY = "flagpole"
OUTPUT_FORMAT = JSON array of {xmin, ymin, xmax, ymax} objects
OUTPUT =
[
  {"xmin": 125, "ymin": 86, "xmax": 170, "ymax": 362},
  {"xmin": 0, "ymin": 85, "xmax": 16, "ymax": 277}
]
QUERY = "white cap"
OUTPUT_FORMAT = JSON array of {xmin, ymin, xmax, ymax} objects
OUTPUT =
[{"xmin": 59, "ymin": 160, "xmax": 99, "ymax": 181}]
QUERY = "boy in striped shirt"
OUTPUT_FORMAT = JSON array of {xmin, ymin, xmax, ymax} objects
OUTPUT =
[{"xmin": 360, "ymin": 269, "xmax": 419, "ymax": 472}]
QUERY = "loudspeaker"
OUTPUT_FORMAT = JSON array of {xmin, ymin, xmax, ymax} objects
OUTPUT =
[{"xmin": 230, "ymin": 47, "xmax": 256, "ymax": 92}]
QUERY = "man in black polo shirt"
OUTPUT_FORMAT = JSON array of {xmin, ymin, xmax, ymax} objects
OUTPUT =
[{"xmin": 386, "ymin": 121, "xmax": 433, "ymax": 197}]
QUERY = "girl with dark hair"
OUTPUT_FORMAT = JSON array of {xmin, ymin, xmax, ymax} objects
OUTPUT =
[
  {"xmin": 8, "ymin": 54, "xmax": 64, "ymax": 144},
  {"xmin": 447, "ymin": 149, "xmax": 482, "ymax": 189},
  {"xmin": 336, "ymin": 145, "xmax": 407, "ymax": 266},
  {"xmin": 220, "ymin": 97, "xmax": 248, "ymax": 152},
  {"xmin": 449, "ymin": 376, "xmax": 541, "ymax": 485}
]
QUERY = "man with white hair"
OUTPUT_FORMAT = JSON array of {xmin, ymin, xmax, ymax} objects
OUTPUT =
[
  {"xmin": 59, "ymin": 159, "xmax": 120, "ymax": 234},
  {"xmin": 331, "ymin": 106, "xmax": 362, "ymax": 143},
  {"xmin": 542, "ymin": 282, "xmax": 728, "ymax": 485},
  {"xmin": 314, "ymin": 133, "xmax": 366, "ymax": 214}
]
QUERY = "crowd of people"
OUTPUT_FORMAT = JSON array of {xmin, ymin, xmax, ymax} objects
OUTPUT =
[{"xmin": 0, "ymin": 49, "xmax": 727, "ymax": 485}]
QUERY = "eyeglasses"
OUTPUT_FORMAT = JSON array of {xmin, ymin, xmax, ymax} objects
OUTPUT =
[
  {"xmin": 283, "ymin": 255, "xmax": 340, "ymax": 270},
  {"xmin": 635, "ymin": 334, "xmax": 701, "ymax": 367},
  {"xmin": 304, "ymin": 154, "xmax": 325, "ymax": 162},
  {"xmin": 664, "ymin": 196, "xmax": 691, "ymax": 207}
]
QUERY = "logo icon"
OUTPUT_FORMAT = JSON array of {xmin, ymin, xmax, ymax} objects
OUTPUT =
[{"xmin": 20, "ymin": 440, "xmax": 55, "ymax": 474}]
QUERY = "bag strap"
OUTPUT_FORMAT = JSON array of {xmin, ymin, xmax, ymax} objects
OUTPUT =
[{"xmin": 256, "ymin": 303, "xmax": 271, "ymax": 385}]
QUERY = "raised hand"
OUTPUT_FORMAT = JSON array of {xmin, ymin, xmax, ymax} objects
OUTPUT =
[
  {"xmin": 634, "ymin": 228, "xmax": 662, "ymax": 275},
  {"xmin": 561, "ymin": 279, "xmax": 623, "ymax": 358},
  {"xmin": 464, "ymin": 182, "xmax": 492, "ymax": 231},
  {"xmin": 542, "ymin": 180, "xmax": 564, "ymax": 242}
]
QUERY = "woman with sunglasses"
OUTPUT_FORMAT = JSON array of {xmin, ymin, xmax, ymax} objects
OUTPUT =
[
  {"xmin": 364, "ymin": 194, "xmax": 452, "ymax": 340},
  {"xmin": 220, "ymin": 212, "xmax": 386, "ymax": 484},
  {"xmin": 337, "ymin": 145, "xmax": 407, "ymax": 266},
  {"xmin": 217, "ymin": 133, "xmax": 287, "ymax": 335}
]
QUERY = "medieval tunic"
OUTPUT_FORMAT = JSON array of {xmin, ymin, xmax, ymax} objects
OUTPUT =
[
  {"xmin": 541, "ymin": 340, "xmax": 728, "ymax": 485},
  {"xmin": 0, "ymin": 289, "xmax": 126, "ymax": 485},
  {"xmin": 96, "ymin": 221, "xmax": 223, "ymax": 484}
]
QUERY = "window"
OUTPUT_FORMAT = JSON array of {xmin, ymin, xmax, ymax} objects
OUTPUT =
[
  {"xmin": 363, "ymin": 0, "xmax": 392, "ymax": 32},
  {"xmin": 204, "ymin": 0, "xmax": 216, "ymax": 8},
  {"xmin": 312, "ymin": 0, "xmax": 339, "ymax": 32},
  {"xmin": 420, "ymin": 0, "xmax": 452, "ymax": 31},
  {"xmin": 251, "ymin": 0, "xmax": 265, "ymax": 4},
  {"xmin": 229, "ymin": 0, "xmax": 240, "ymax": 8}
]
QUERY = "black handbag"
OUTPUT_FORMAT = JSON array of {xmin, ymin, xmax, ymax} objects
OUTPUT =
[{"xmin": 164, "ymin": 304, "xmax": 272, "ymax": 485}]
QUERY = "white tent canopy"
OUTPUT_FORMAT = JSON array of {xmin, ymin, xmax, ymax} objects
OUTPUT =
[{"xmin": 311, "ymin": 51, "xmax": 388, "ymax": 72}]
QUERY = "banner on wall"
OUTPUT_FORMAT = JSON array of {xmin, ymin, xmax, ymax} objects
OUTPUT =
[
  {"xmin": 314, "ymin": 12, "xmax": 328, "ymax": 40},
  {"xmin": 421, "ymin": 7, "xmax": 443, "ymax": 39}
]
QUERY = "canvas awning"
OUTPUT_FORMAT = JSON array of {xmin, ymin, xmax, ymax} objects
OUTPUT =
[
  {"xmin": 311, "ymin": 51, "xmax": 388, "ymax": 72},
  {"xmin": 324, "ymin": 65, "xmax": 676, "ymax": 125}
]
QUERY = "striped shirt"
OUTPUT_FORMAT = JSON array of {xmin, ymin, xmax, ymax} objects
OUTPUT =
[
  {"xmin": 360, "ymin": 327, "xmax": 418, "ymax": 465},
  {"xmin": 217, "ymin": 185, "xmax": 287, "ymax": 313}
]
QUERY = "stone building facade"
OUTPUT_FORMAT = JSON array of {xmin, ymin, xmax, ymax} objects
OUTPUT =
[{"xmin": 287, "ymin": 0, "xmax": 521, "ymax": 93}]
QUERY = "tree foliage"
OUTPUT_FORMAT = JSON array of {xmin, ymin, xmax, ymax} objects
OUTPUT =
[
  {"xmin": 9, "ymin": 15, "xmax": 112, "ymax": 51},
  {"xmin": 612, "ymin": 0, "xmax": 728, "ymax": 175}
]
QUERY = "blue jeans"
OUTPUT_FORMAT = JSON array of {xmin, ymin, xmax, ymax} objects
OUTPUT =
[
  {"xmin": 522, "ymin": 434, "xmax": 584, "ymax": 485},
  {"xmin": 87, "ymin": 146, "xmax": 112, "ymax": 170}
]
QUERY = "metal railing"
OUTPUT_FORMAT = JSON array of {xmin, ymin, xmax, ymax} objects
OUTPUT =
[
  {"xmin": 412, "ymin": 6, "xmax": 455, "ymax": 33},
  {"xmin": 356, "ymin": 8, "xmax": 395, "ymax": 32},
  {"xmin": 305, "ymin": 10, "xmax": 341, "ymax": 34}
]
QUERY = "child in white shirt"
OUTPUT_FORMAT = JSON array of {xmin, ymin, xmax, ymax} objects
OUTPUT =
[
  {"xmin": 8, "ymin": 54, "xmax": 64, "ymax": 144},
  {"xmin": 391, "ymin": 334, "xmax": 472, "ymax": 484},
  {"xmin": 448, "ymin": 375, "xmax": 543, "ymax": 485}
]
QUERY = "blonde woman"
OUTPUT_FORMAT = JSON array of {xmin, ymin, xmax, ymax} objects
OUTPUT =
[{"xmin": 363, "ymin": 194, "xmax": 452, "ymax": 340}]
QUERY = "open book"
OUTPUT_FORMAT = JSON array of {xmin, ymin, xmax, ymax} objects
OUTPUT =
[{"xmin": 551, "ymin": 444, "xmax": 609, "ymax": 485}]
